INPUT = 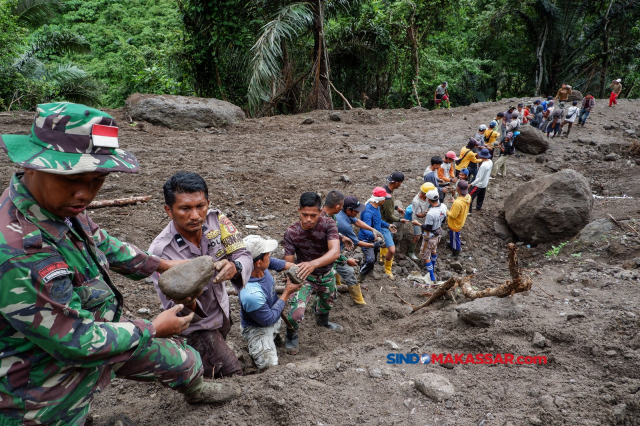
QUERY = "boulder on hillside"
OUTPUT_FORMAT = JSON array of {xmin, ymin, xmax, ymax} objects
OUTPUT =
[
  {"xmin": 125, "ymin": 93, "xmax": 245, "ymax": 131},
  {"xmin": 567, "ymin": 89, "xmax": 583, "ymax": 103},
  {"xmin": 514, "ymin": 125, "xmax": 549, "ymax": 155},
  {"xmin": 504, "ymin": 169, "xmax": 593, "ymax": 245}
]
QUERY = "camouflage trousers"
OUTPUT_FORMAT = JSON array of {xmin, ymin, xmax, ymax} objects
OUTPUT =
[
  {"xmin": 72, "ymin": 338, "xmax": 201, "ymax": 426},
  {"xmin": 241, "ymin": 319, "xmax": 282, "ymax": 370},
  {"xmin": 286, "ymin": 269, "xmax": 337, "ymax": 331}
]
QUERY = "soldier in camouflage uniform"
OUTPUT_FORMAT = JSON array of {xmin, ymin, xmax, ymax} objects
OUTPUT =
[{"xmin": 0, "ymin": 103, "xmax": 241, "ymax": 426}]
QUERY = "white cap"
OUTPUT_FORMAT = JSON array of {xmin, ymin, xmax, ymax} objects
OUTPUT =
[
  {"xmin": 479, "ymin": 124, "xmax": 487, "ymax": 131},
  {"xmin": 426, "ymin": 189, "xmax": 440, "ymax": 201},
  {"xmin": 616, "ymin": 78, "xmax": 622, "ymax": 82},
  {"xmin": 243, "ymin": 235, "xmax": 278, "ymax": 259}
]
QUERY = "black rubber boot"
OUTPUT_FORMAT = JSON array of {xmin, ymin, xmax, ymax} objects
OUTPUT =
[
  {"xmin": 285, "ymin": 327, "xmax": 299, "ymax": 354},
  {"xmin": 314, "ymin": 312, "xmax": 343, "ymax": 332},
  {"xmin": 452, "ymin": 249, "xmax": 461, "ymax": 258}
]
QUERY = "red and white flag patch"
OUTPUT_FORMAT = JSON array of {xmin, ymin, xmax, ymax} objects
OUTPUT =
[
  {"xmin": 39, "ymin": 261, "xmax": 70, "ymax": 283},
  {"xmin": 92, "ymin": 124, "xmax": 119, "ymax": 148}
]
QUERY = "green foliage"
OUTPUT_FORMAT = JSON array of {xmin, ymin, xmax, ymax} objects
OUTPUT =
[
  {"xmin": 3, "ymin": 0, "xmax": 640, "ymax": 112},
  {"xmin": 545, "ymin": 241, "xmax": 569, "ymax": 258}
]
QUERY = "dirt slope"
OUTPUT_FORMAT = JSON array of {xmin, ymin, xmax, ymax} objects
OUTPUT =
[{"xmin": 1, "ymin": 98, "xmax": 639, "ymax": 426}]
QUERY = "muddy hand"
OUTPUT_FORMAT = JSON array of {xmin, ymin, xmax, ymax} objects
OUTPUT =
[
  {"xmin": 152, "ymin": 304, "xmax": 194, "ymax": 338},
  {"xmin": 213, "ymin": 259, "xmax": 237, "ymax": 284}
]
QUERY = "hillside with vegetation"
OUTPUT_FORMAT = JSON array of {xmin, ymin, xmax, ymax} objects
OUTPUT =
[{"xmin": 1, "ymin": 0, "xmax": 639, "ymax": 114}]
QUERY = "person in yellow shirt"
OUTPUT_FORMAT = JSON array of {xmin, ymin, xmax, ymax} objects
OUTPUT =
[
  {"xmin": 455, "ymin": 138, "xmax": 483, "ymax": 182},
  {"xmin": 447, "ymin": 180, "xmax": 471, "ymax": 258},
  {"xmin": 483, "ymin": 121, "xmax": 500, "ymax": 148}
]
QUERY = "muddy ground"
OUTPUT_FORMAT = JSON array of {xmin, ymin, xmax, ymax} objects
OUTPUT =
[{"xmin": 1, "ymin": 98, "xmax": 640, "ymax": 426}]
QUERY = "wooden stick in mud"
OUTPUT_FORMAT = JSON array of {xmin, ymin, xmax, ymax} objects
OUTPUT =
[{"xmin": 88, "ymin": 196, "xmax": 152, "ymax": 209}]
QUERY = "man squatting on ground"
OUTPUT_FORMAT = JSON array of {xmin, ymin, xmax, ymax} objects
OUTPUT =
[
  {"xmin": 0, "ymin": 103, "xmax": 239, "ymax": 426},
  {"xmin": 359, "ymin": 187, "xmax": 396, "ymax": 278},
  {"xmin": 238, "ymin": 235, "xmax": 302, "ymax": 370},
  {"xmin": 150, "ymin": 172, "xmax": 253, "ymax": 379},
  {"xmin": 283, "ymin": 192, "xmax": 341, "ymax": 354},
  {"xmin": 379, "ymin": 172, "xmax": 410, "ymax": 279},
  {"xmin": 323, "ymin": 191, "xmax": 384, "ymax": 305},
  {"xmin": 412, "ymin": 189, "xmax": 448, "ymax": 283}
]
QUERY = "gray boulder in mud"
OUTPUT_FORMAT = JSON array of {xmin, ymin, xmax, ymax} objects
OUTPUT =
[
  {"xmin": 126, "ymin": 93, "xmax": 245, "ymax": 130},
  {"xmin": 504, "ymin": 169, "xmax": 593, "ymax": 244},
  {"xmin": 514, "ymin": 125, "xmax": 549, "ymax": 155},
  {"xmin": 567, "ymin": 89, "xmax": 583, "ymax": 103}
]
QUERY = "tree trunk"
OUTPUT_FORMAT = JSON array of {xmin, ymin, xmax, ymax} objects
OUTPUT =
[
  {"xmin": 599, "ymin": 0, "xmax": 614, "ymax": 98},
  {"xmin": 535, "ymin": 22, "xmax": 549, "ymax": 96},
  {"xmin": 407, "ymin": 6, "xmax": 421, "ymax": 107},
  {"xmin": 308, "ymin": 0, "xmax": 332, "ymax": 110}
]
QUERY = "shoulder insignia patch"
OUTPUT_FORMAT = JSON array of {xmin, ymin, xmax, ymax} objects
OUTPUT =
[
  {"xmin": 49, "ymin": 276, "xmax": 74, "ymax": 305},
  {"xmin": 219, "ymin": 215, "xmax": 237, "ymax": 235},
  {"xmin": 35, "ymin": 255, "xmax": 70, "ymax": 284}
]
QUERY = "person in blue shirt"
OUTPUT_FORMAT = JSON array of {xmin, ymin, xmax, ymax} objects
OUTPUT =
[
  {"xmin": 331, "ymin": 194, "xmax": 384, "ymax": 305},
  {"xmin": 358, "ymin": 187, "xmax": 395, "ymax": 277},
  {"xmin": 239, "ymin": 235, "xmax": 301, "ymax": 371}
]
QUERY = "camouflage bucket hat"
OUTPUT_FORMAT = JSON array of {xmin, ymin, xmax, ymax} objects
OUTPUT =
[{"xmin": 0, "ymin": 102, "xmax": 139, "ymax": 175}]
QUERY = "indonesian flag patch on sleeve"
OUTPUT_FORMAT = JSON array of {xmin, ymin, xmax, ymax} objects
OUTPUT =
[{"xmin": 92, "ymin": 124, "xmax": 119, "ymax": 148}]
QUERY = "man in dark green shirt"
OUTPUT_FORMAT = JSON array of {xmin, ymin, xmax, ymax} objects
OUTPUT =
[{"xmin": 379, "ymin": 172, "xmax": 409, "ymax": 279}]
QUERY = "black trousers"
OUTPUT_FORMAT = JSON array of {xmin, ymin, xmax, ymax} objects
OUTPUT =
[
  {"xmin": 469, "ymin": 186, "xmax": 486, "ymax": 212},
  {"xmin": 360, "ymin": 246, "xmax": 378, "ymax": 276}
]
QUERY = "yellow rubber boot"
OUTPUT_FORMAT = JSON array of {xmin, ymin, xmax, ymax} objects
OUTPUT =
[
  {"xmin": 335, "ymin": 274, "xmax": 342, "ymax": 286},
  {"xmin": 347, "ymin": 284, "xmax": 367, "ymax": 306},
  {"xmin": 384, "ymin": 258, "xmax": 395, "ymax": 280},
  {"xmin": 379, "ymin": 248, "xmax": 388, "ymax": 263}
]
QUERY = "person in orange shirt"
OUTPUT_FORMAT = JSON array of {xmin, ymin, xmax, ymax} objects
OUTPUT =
[{"xmin": 438, "ymin": 151, "xmax": 458, "ymax": 183}]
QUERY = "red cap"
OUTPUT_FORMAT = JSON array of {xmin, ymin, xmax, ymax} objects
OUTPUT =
[
  {"xmin": 372, "ymin": 187, "xmax": 390, "ymax": 198},
  {"xmin": 445, "ymin": 150, "xmax": 459, "ymax": 160}
]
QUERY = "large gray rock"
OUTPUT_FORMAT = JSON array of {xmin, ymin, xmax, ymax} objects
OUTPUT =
[
  {"xmin": 158, "ymin": 256, "xmax": 217, "ymax": 300},
  {"xmin": 414, "ymin": 373, "xmax": 455, "ymax": 401},
  {"xmin": 504, "ymin": 169, "xmax": 593, "ymax": 244},
  {"xmin": 454, "ymin": 297, "xmax": 525, "ymax": 327},
  {"xmin": 126, "ymin": 93, "xmax": 245, "ymax": 130},
  {"xmin": 567, "ymin": 89, "xmax": 583, "ymax": 103},
  {"xmin": 514, "ymin": 125, "xmax": 550, "ymax": 154}
]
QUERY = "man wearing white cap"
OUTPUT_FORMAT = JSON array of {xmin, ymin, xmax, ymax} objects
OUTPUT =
[
  {"xmin": 609, "ymin": 79, "xmax": 622, "ymax": 107},
  {"xmin": 239, "ymin": 235, "xmax": 301, "ymax": 370},
  {"xmin": 412, "ymin": 189, "xmax": 447, "ymax": 283}
]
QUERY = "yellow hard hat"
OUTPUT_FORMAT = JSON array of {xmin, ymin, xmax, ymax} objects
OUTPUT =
[{"xmin": 421, "ymin": 182, "xmax": 436, "ymax": 193}]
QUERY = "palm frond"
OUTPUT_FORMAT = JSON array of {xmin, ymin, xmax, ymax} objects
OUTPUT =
[
  {"xmin": 14, "ymin": 32, "xmax": 91, "ymax": 71},
  {"xmin": 13, "ymin": 0, "xmax": 59, "ymax": 28},
  {"xmin": 247, "ymin": 3, "xmax": 313, "ymax": 112},
  {"xmin": 45, "ymin": 64, "xmax": 100, "ymax": 106}
]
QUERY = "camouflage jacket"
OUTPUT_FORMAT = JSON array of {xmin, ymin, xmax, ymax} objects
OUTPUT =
[{"xmin": 0, "ymin": 173, "xmax": 160, "ymax": 425}]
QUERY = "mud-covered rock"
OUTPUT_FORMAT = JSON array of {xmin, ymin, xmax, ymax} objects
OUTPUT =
[
  {"xmin": 414, "ymin": 373, "xmax": 454, "ymax": 401},
  {"xmin": 158, "ymin": 256, "xmax": 217, "ymax": 300},
  {"xmin": 126, "ymin": 93, "xmax": 245, "ymax": 130},
  {"xmin": 514, "ymin": 125, "xmax": 550, "ymax": 154},
  {"xmin": 567, "ymin": 89, "xmax": 583, "ymax": 103},
  {"xmin": 504, "ymin": 169, "xmax": 593, "ymax": 244},
  {"xmin": 455, "ymin": 296, "xmax": 525, "ymax": 327}
]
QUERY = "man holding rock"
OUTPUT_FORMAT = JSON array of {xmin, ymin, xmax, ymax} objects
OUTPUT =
[
  {"xmin": 283, "ymin": 192, "xmax": 341, "ymax": 354},
  {"xmin": 239, "ymin": 235, "xmax": 301, "ymax": 371},
  {"xmin": 0, "ymin": 103, "xmax": 240, "ymax": 426},
  {"xmin": 609, "ymin": 78, "xmax": 622, "ymax": 107},
  {"xmin": 412, "ymin": 189, "xmax": 448, "ymax": 283},
  {"xmin": 150, "ymin": 172, "xmax": 253, "ymax": 379}
]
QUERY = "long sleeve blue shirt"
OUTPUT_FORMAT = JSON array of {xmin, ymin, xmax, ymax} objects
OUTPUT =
[
  {"xmin": 358, "ymin": 203, "xmax": 389, "ymax": 242},
  {"xmin": 239, "ymin": 258, "xmax": 286, "ymax": 328}
]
